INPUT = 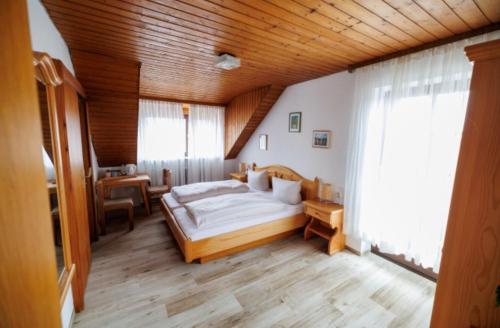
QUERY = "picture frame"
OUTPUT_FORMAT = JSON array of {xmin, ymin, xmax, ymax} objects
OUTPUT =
[
  {"xmin": 289, "ymin": 112, "xmax": 302, "ymax": 133},
  {"xmin": 312, "ymin": 130, "xmax": 331, "ymax": 148},
  {"xmin": 259, "ymin": 134, "xmax": 268, "ymax": 150}
]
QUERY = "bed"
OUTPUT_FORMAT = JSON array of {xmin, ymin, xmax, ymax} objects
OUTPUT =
[{"xmin": 160, "ymin": 165, "xmax": 319, "ymax": 263}]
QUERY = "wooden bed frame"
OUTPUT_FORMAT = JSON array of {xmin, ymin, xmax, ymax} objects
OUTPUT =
[{"xmin": 160, "ymin": 165, "xmax": 319, "ymax": 263}]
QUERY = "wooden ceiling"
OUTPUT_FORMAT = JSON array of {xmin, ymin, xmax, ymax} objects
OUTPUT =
[{"xmin": 43, "ymin": 0, "xmax": 499, "ymax": 104}]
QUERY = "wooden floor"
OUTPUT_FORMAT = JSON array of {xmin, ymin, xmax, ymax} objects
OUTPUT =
[{"xmin": 74, "ymin": 206, "xmax": 436, "ymax": 328}]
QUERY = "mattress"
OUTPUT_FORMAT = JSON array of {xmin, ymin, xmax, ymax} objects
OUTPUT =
[
  {"xmin": 171, "ymin": 191, "xmax": 303, "ymax": 241},
  {"xmin": 163, "ymin": 193, "xmax": 182, "ymax": 210}
]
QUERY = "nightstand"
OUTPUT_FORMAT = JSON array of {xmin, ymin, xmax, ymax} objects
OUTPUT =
[
  {"xmin": 303, "ymin": 199, "xmax": 345, "ymax": 255},
  {"xmin": 229, "ymin": 172, "xmax": 247, "ymax": 182}
]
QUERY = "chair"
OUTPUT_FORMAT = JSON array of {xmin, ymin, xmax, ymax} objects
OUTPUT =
[
  {"xmin": 147, "ymin": 169, "xmax": 172, "ymax": 204},
  {"xmin": 102, "ymin": 197, "xmax": 134, "ymax": 234}
]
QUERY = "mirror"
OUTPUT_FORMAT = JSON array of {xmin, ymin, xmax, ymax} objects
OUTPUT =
[{"xmin": 37, "ymin": 80, "xmax": 65, "ymax": 278}]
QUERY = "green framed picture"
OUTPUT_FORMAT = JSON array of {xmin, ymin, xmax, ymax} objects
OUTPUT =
[{"xmin": 289, "ymin": 112, "xmax": 302, "ymax": 133}]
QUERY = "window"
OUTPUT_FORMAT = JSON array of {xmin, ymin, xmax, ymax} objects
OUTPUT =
[{"xmin": 137, "ymin": 99, "xmax": 224, "ymax": 186}]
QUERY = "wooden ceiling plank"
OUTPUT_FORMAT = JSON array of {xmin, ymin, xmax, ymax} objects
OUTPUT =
[
  {"xmin": 265, "ymin": 0, "xmax": 395, "ymax": 54},
  {"xmin": 113, "ymin": 1, "xmax": 350, "ymax": 69},
  {"xmin": 94, "ymin": 1, "xmax": 351, "ymax": 69},
  {"xmin": 55, "ymin": 19, "xmax": 339, "ymax": 78},
  {"xmin": 140, "ymin": 0, "xmax": 360, "ymax": 67},
  {"xmin": 294, "ymin": 0, "xmax": 407, "ymax": 50},
  {"xmin": 46, "ymin": 0, "xmax": 344, "ymax": 72},
  {"xmin": 354, "ymin": 0, "xmax": 438, "ymax": 42},
  {"xmin": 196, "ymin": 0, "xmax": 371, "ymax": 60},
  {"xmin": 444, "ymin": 0, "xmax": 492, "ymax": 28},
  {"xmin": 59, "ymin": 25, "xmax": 339, "ymax": 81},
  {"xmin": 384, "ymin": 0, "xmax": 454, "ymax": 38},
  {"xmin": 414, "ymin": 0, "xmax": 471, "ymax": 34},
  {"xmin": 474, "ymin": 0, "xmax": 500, "ymax": 22},
  {"xmin": 325, "ymin": 0, "xmax": 422, "ymax": 46},
  {"xmin": 351, "ymin": 22, "xmax": 407, "ymax": 50},
  {"xmin": 232, "ymin": 0, "xmax": 380, "ymax": 58}
]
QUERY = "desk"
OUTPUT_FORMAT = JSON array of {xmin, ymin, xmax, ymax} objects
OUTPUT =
[{"xmin": 96, "ymin": 175, "xmax": 151, "ymax": 229}]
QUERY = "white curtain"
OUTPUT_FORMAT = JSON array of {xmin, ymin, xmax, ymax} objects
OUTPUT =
[
  {"xmin": 137, "ymin": 99, "xmax": 186, "ymax": 186},
  {"xmin": 187, "ymin": 104, "xmax": 224, "ymax": 183},
  {"xmin": 344, "ymin": 31, "xmax": 500, "ymax": 272}
]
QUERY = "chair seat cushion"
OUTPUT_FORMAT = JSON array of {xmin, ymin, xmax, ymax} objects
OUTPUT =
[
  {"xmin": 104, "ymin": 197, "xmax": 134, "ymax": 210},
  {"xmin": 147, "ymin": 185, "xmax": 170, "ymax": 195}
]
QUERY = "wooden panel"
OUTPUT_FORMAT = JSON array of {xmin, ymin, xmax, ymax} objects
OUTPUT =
[
  {"xmin": 225, "ymin": 85, "xmax": 285, "ymax": 159},
  {"xmin": 40, "ymin": 0, "xmax": 500, "ymax": 104},
  {"xmin": 53, "ymin": 60, "xmax": 92, "ymax": 312},
  {"xmin": 431, "ymin": 39, "xmax": 500, "ymax": 327},
  {"xmin": 0, "ymin": 0, "xmax": 61, "ymax": 326},
  {"xmin": 38, "ymin": 81, "xmax": 53, "ymax": 160},
  {"xmin": 71, "ymin": 50, "xmax": 140, "ymax": 167}
]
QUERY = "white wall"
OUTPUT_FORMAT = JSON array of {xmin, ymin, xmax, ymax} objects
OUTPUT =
[
  {"xmin": 239, "ymin": 71, "xmax": 354, "ymax": 201},
  {"xmin": 238, "ymin": 71, "xmax": 369, "ymax": 254},
  {"xmin": 27, "ymin": 1, "xmax": 76, "ymax": 326},
  {"xmin": 27, "ymin": 0, "xmax": 75, "ymax": 74}
]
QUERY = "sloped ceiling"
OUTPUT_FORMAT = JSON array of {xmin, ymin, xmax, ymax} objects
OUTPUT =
[{"xmin": 42, "ymin": 0, "xmax": 499, "ymax": 104}]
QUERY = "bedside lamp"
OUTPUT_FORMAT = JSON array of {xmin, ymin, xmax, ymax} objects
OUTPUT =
[
  {"xmin": 239, "ymin": 162, "xmax": 247, "ymax": 174},
  {"xmin": 319, "ymin": 182, "xmax": 333, "ymax": 203}
]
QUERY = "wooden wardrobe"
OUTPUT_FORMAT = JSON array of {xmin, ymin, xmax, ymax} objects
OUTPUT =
[
  {"xmin": 34, "ymin": 51, "xmax": 93, "ymax": 312},
  {"xmin": 431, "ymin": 39, "xmax": 500, "ymax": 326}
]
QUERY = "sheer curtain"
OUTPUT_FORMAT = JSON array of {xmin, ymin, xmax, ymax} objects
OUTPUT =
[
  {"xmin": 344, "ymin": 32, "xmax": 500, "ymax": 272},
  {"xmin": 137, "ymin": 99, "xmax": 186, "ymax": 186},
  {"xmin": 187, "ymin": 104, "xmax": 224, "ymax": 183}
]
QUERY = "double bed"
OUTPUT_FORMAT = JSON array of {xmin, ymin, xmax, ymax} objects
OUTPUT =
[{"xmin": 160, "ymin": 165, "xmax": 319, "ymax": 263}]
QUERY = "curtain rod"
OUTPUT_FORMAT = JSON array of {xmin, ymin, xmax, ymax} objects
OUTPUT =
[{"xmin": 348, "ymin": 23, "xmax": 500, "ymax": 73}]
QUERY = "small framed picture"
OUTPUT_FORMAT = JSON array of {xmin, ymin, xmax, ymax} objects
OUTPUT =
[
  {"xmin": 312, "ymin": 130, "xmax": 331, "ymax": 148},
  {"xmin": 289, "ymin": 112, "xmax": 302, "ymax": 133},
  {"xmin": 259, "ymin": 134, "xmax": 268, "ymax": 150}
]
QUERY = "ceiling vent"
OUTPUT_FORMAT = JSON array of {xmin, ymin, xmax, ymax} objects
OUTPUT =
[{"xmin": 215, "ymin": 53, "xmax": 241, "ymax": 70}]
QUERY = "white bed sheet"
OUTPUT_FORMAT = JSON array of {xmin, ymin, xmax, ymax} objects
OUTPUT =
[
  {"xmin": 163, "ymin": 193, "xmax": 183, "ymax": 210},
  {"xmin": 172, "ymin": 191, "xmax": 303, "ymax": 241}
]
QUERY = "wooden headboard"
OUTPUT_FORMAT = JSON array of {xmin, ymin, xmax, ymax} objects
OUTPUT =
[{"xmin": 253, "ymin": 165, "xmax": 319, "ymax": 201}]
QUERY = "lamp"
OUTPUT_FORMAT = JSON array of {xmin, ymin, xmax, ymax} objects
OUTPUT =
[
  {"xmin": 239, "ymin": 162, "xmax": 247, "ymax": 174},
  {"xmin": 319, "ymin": 182, "xmax": 333, "ymax": 203}
]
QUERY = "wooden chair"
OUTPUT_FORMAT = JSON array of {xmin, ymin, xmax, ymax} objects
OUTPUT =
[
  {"xmin": 102, "ymin": 197, "xmax": 134, "ymax": 234},
  {"xmin": 147, "ymin": 169, "xmax": 172, "ymax": 204}
]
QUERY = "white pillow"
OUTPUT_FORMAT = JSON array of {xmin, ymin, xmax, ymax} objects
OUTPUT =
[
  {"xmin": 272, "ymin": 177, "xmax": 302, "ymax": 205},
  {"xmin": 247, "ymin": 170, "xmax": 269, "ymax": 191}
]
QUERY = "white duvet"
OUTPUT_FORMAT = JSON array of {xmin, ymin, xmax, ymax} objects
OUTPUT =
[
  {"xmin": 184, "ymin": 192, "xmax": 288, "ymax": 229},
  {"xmin": 171, "ymin": 180, "xmax": 249, "ymax": 203}
]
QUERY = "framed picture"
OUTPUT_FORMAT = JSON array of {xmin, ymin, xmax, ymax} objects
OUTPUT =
[
  {"xmin": 312, "ymin": 130, "xmax": 331, "ymax": 148},
  {"xmin": 259, "ymin": 134, "xmax": 268, "ymax": 150},
  {"xmin": 289, "ymin": 112, "xmax": 302, "ymax": 133}
]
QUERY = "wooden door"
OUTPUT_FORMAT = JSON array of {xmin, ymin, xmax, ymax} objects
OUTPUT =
[
  {"xmin": 431, "ymin": 39, "xmax": 500, "ymax": 327},
  {"xmin": 55, "ymin": 63, "xmax": 92, "ymax": 312},
  {"xmin": 0, "ymin": 0, "xmax": 61, "ymax": 326}
]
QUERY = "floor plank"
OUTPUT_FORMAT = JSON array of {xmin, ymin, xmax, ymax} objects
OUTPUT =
[{"xmin": 74, "ymin": 206, "xmax": 435, "ymax": 327}]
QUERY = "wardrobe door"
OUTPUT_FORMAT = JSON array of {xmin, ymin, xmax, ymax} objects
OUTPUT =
[
  {"xmin": 0, "ymin": 0, "xmax": 61, "ymax": 326},
  {"xmin": 55, "ymin": 63, "xmax": 91, "ymax": 312}
]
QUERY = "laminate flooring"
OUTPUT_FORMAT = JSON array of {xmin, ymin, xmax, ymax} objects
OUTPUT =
[{"xmin": 74, "ymin": 206, "xmax": 436, "ymax": 328}]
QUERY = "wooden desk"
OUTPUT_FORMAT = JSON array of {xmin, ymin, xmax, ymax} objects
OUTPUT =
[
  {"xmin": 96, "ymin": 175, "xmax": 151, "ymax": 230},
  {"xmin": 229, "ymin": 172, "xmax": 247, "ymax": 182},
  {"xmin": 303, "ymin": 199, "xmax": 345, "ymax": 255}
]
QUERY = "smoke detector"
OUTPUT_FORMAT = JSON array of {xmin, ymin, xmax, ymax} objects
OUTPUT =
[{"xmin": 215, "ymin": 53, "xmax": 241, "ymax": 70}]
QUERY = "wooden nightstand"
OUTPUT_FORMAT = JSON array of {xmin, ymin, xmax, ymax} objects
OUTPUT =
[
  {"xmin": 229, "ymin": 172, "xmax": 247, "ymax": 182},
  {"xmin": 303, "ymin": 199, "xmax": 345, "ymax": 255}
]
